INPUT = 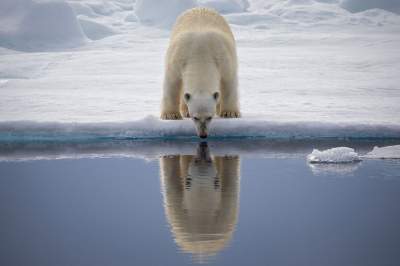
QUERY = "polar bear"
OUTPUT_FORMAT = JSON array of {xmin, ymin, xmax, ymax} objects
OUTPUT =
[
  {"xmin": 160, "ymin": 7, "xmax": 240, "ymax": 138},
  {"xmin": 159, "ymin": 143, "xmax": 240, "ymax": 260}
]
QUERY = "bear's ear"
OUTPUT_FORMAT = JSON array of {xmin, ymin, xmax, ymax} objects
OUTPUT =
[
  {"xmin": 213, "ymin": 92, "xmax": 219, "ymax": 101},
  {"xmin": 184, "ymin": 93, "xmax": 191, "ymax": 102}
]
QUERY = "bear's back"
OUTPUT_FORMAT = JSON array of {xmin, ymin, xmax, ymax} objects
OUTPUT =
[{"xmin": 171, "ymin": 7, "xmax": 234, "ymax": 42}]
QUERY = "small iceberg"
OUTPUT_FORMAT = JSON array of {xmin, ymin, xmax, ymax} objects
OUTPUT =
[
  {"xmin": 363, "ymin": 145, "xmax": 400, "ymax": 159},
  {"xmin": 307, "ymin": 147, "xmax": 360, "ymax": 163}
]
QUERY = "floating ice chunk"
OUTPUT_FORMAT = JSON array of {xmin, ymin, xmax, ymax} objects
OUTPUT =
[
  {"xmin": 364, "ymin": 145, "xmax": 400, "ymax": 159},
  {"xmin": 307, "ymin": 147, "xmax": 360, "ymax": 163}
]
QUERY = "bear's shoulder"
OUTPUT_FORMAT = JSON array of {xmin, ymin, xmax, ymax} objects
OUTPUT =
[{"xmin": 171, "ymin": 7, "xmax": 234, "ymax": 41}]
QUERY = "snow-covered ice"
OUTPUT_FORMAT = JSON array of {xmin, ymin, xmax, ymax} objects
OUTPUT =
[
  {"xmin": 307, "ymin": 147, "xmax": 360, "ymax": 163},
  {"xmin": 307, "ymin": 144, "xmax": 400, "ymax": 165},
  {"xmin": 364, "ymin": 144, "xmax": 400, "ymax": 159},
  {"xmin": 1, "ymin": 117, "xmax": 400, "ymax": 142},
  {"xmin": 1, "ymin": 0, "xmax": 400, "ymax": 140}
]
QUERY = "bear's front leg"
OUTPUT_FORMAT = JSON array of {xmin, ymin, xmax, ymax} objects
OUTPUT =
[
  {"xmin": 161, "ymin": 95, "xmax": 182, "ymax": 119},
  {"xmin": 219, "ymin": 78, "xmax": 241, "ymax": 118},
  {"xmin": 161, "ymin": 110, "xmax": 182, "ymax": 120},
  {"xmin": 161, "ymin": 72, "xmax": 183, "ymax": 120},
  {"xmin": 180, "ymin": 102, "xmax": 190, "ymax": 118}
]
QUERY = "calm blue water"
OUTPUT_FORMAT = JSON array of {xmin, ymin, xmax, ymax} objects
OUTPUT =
[{"xmin": 0, "ymin": 141, "xmax": 400, "ymax": 266}]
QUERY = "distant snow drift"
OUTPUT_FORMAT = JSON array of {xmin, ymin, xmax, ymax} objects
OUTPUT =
[
  {"xmin": 341, "ymin": 0, "xmax": 400, "ymax": 14},
  {"xmin": 0, "ymin": 0, "xmax": 86, "ymax": 51},
  {"xmin": 198, "ymin": 0, "xmax": 249, "ymax": 14},
  {"xmin": 135, "ymin": 0, "xmax": 197, "ymax": 27},
  {"xmin": 2, "ymin": 0, "xmax": 400, "ymax": 51},
  {"xmin": 1, "ymin": 116, "xmax": 400, "ymax": 142}
]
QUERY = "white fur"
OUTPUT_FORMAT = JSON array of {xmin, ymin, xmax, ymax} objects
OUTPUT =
[{"xmin": 160, "ymin": 7, "xmax": 240, "ymax": 137}]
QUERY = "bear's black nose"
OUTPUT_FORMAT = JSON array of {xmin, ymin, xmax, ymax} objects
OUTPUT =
[{"xmin": 199, "ymin": 134, "xmax": 208, "ymax": 139}]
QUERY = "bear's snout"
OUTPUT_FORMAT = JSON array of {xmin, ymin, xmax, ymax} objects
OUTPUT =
[
  {"xmin": 197, "ymin": 122, "xmax": 209, "ymax": 138},
  {"xmin": 199, "ymin": 133, "xmax": 208, "ymax": 139}
]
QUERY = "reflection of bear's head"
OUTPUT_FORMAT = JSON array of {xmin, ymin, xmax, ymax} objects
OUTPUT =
[{"xmin": 159, "ymin": 143, "xmax": 240, "ymax": 262}]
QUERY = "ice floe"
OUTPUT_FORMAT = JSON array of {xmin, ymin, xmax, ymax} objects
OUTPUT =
[{"xmin": 307, "ymin": 147, "xmax": 361, "ymax": 163}]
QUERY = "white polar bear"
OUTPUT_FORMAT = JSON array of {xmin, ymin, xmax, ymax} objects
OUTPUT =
[{"xmin": 161, "ymin": 7, "xmax": 240, "ymax": 138}]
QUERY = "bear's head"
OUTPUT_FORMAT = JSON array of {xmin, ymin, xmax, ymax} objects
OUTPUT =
[{"xmin": 184, "ymin": 91, "xmax": 219, "ymax": 138}]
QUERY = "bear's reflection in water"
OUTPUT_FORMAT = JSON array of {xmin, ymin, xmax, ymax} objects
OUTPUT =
[{"xmin": 160, "ymin": 142, "xmax": 240, "ymax": 262}]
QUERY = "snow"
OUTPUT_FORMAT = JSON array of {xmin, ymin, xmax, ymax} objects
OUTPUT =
[
  {"xmin": 0, "ymin": 0, "xmax": 400, "ymax": 142},
  {"xmin": 198, "ymin": 0, "xmax": 249, "ymax": 14},
  {"xmin": 364, "ymin": 145, "xmax": 400, "ymax": 159},
  {"xmin": 0, "ymin": 0, "xmax": 86, "ymax": 51},
  {"xmin": 307, "ymin": 147, "xmax": 360, "ymax": 163},
  {"xmin": 341, "ymin": 0, "xmax": 400, "ymax": 15},
  {"xmin": 78, "ymin": 17, "xmax": 116, "ymax": 40},
  {"xmin": 135, "ymin": 0, "xmax": 197, "ymax": 27},
  {"xmin": 1, "ymin": 31, "xmax": 399, "ymax": 125}
]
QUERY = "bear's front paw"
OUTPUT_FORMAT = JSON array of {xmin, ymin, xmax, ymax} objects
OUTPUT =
[
  {"xmin": 161, "ymin": 112, "xmax": 183, "ymax": 120},
  {"xmin": 220, "ymin": 110, "xmax": 241, "ymax": 118}
]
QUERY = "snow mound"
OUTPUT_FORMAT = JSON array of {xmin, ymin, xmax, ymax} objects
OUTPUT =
[
  {"xmin": 225, "ymin": 13, "xmax": 281, "ymax": 25},
  {"xmin": 135, "ymin": 0, "xmax": 197, "ymax": 28},
  {"xmin": 198, "ymin": 0, "xmax": 249, "ymax": 14},
  {"xmin": 125, "ymin": 13, "xmax": 139, "ymax": 22},
  {"xmin": 352, "ymin": 8, "xmax": 400, "ymax": 26},
  {"xmin": 68, "ymin": 0, "xmax": 132, "ymax": 16},
  {"xmin": 0, "ymin": 0, "xmax": 86, "ymax": 51},
  {"xmin": 230, "ymin": 0, "xmax": 400, "ymax": 28},
  {"xmin": 67, "ymin": 1, "xmax": 99, "ymax": 17},
  {"xmin": 307, "ymin": 147, "xmax": 360, "ymax": 163},
  {"xmin": 341, "ymin": 0, "xmax": 400, "ymax": 15},
  {"xmin": 364, "ymin": 145, "xmax": 400, "ymax": 159},
  {"xmin": 84, "ymin": 1, "xmax": 123, "ymax": 16},
  {"xmin": 78, "ymin": 17, "xmax": 116, "ymax": 40}
]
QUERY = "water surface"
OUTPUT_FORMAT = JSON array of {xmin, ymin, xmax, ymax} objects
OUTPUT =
[{"xmin": 0, "ymin": 141, "xmax": 399, "ymax": 266}]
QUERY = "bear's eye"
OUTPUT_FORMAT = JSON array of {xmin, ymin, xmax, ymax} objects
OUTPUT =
[
  {"xmin": 184, "ymin": 93, "xmax": 191, "ymax": 101},
  {"xmin": 193, "ymin": 117, "xmax": 200, "ymax": 121},
  {"xmin": 206, "ymin": 116, "xmax": 212, "ymax": 121},
  {"xmin": 213, "ymin": 92, "xmax": 219, "ymax": 100}
]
